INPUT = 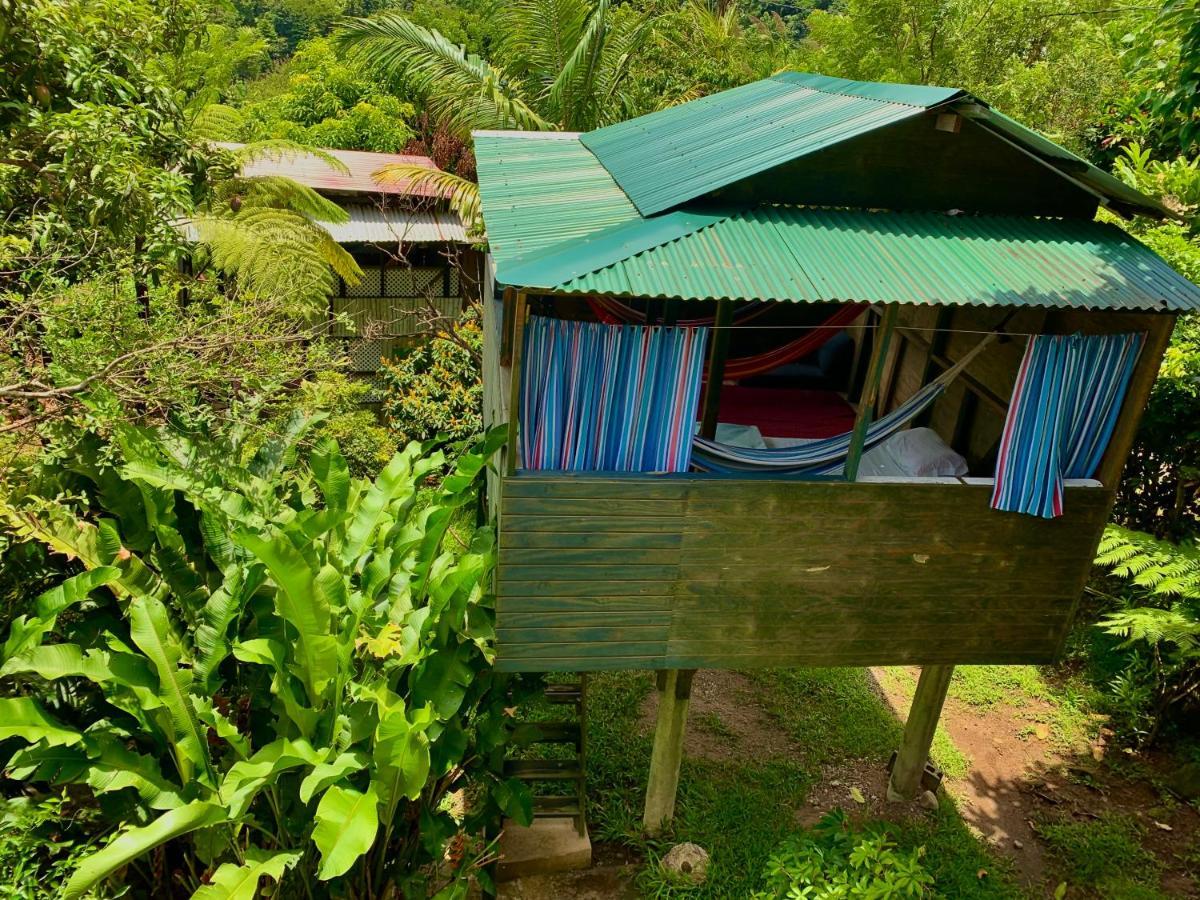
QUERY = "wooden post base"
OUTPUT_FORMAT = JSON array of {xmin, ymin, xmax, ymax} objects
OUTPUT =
[
  {"xmin": 643, "ymin": 669, "xmax": 696, "ymax": 834},
  {"xmin": 887, "ymin": 664, "xmax": 954, "ymax": 802}
]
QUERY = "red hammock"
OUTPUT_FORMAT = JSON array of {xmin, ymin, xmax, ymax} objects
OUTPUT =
[
  {"xmin": 587, "ymin": 298, "xmax": 867, "ymax": 381},
  {"xmin": 722, "ymin": 303, "xmax": 867, "ymax": 380}
]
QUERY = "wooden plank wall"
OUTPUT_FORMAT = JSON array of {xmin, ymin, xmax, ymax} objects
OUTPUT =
[{"xmin": 496, "ymin": 475, "xmax": 1113, "ymax": 672}]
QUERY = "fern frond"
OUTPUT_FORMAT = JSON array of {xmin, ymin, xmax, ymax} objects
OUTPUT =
[
  {"xmin": 234, "ymin": 175, "xmax": 350, "ymax": 225},
  {"xmin": 192, "ymin": 210, "xmax": 346, "ymax": 312},
  {"xmin": 192, "ymin": 104, "xmax": 246, "ymax": 141},
  {"xmin": 335, "ymin": 14, "xmax": 553, "ymax": 136},
  {"xmin": 1096, "ymin": 525, "xmax": 1200, "ymax": 600},
  {"xmin": 371, "ymin": 164, "xmax": 481, "ymax": 232},
  {"xmin": 231, "ymin": 141, "xmax": 351, "ymax": 178}
]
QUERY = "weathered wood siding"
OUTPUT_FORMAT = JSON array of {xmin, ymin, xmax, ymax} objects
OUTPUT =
[{"xmin": 496, "ymin": 475, "xmax": 1112, "ymax": 672}]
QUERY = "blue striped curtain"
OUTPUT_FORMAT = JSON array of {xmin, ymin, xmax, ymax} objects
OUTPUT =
[
  {"xmin": 991, "ymin": 332, "xmax": 1144, "ymax": 518},
  {"xmin": 520, "ymin": 316, "xmax": 709, "ymax": 472}
]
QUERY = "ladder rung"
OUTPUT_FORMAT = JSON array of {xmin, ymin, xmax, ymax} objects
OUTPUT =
[
  {"xmin": 504, "ymin": 759, "xmax": 583, "ymax": 780},
  {"xmin": 544, "ymin": 684, "xmax": 583, "ymax": 704},
  {"xmin": 512, "ymin": 722, "xmax": 581, "ymax": 746},
  {"xmin": 533, "ymin": 796, "xmax": 582, "ymax": 816}
]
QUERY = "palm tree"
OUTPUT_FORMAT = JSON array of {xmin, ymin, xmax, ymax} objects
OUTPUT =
[{"xmin": 335, "ymin": 0, "xmax": 655, "ymax": 227}]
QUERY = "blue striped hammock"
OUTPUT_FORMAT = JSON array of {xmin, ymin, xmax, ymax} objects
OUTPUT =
[{"xmin": 692, "ymin": 333, "xmax": 999, "ymax": 475}]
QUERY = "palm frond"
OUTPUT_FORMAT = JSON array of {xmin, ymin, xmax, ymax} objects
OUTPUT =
[
  {"xmin": 335, "ymin": 14, "xmax": 553, "ymax": 137},
  {"xmin": 590, "ymin": 6, "xmax": 656, "ymax": 126},
  {"xmin": 545, "ymin": 0, "xmax": 610, "ymax": 130},
  {"xmin": 372, "ymin": 164, "xmax": 482, "ymax": 233}
]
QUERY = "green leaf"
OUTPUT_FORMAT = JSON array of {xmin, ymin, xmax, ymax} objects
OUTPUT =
[
  {"xmin": 299, "ymin": 751, "xmax": 369, "ymax": 804},
  {"xmin": 3, "ymin": 567, "xmax": 120, "ymax": 660},
  {"xmin": 219, "ymin": 739, "xmax": 327, "ymax": 819},
  {"xmin": 62, "ymin": 801, "xmax": 227, "ymax": 900},
  {"xmin": 233, "ymin": 531, "xmax": 338, "ymax": 705},
  {"xmin": 343, "ymin": 446, "xmax": 421, "ymax": 564},
  {"xmin": 1, "ymin": 643, "xmax": 115, "ymax": 683},
  {"xmin": 493, "ymin": 777, "xmax": 533, "ymax": 827},
  {"xmin": 195, "ymin": 565, "xmax": 264, "ymax": 688},
  {"xmin": 128, "ymin": 595, "xmax": 210, "ymax": 787},
  {"xmin": 249, "ymin": 409, "xmax": 323, "ymax": 480},
  {"xmin": 411, "ymin": 644, "xmax": 475, "ymax": 719},
  {"xmin": 311, "ymin": 436, "xmax": 351, "ymax": 513},
  {"xmin": 374, "ymin": 707, "xmax": 431, "ymax": 815},
  {"xmin": 5, "ymin": 744, "xmax": 90, "ymax": 783},
  {"xmin": 84, "ymin": 738, "xmax": 184, "ymax": 810},
  {"xmin": 313, "ymin": 783, "xmax": 380, "ymax": 880},
  {"xmin": 0, "ymin": 697, "xmax": 82, "ymax": 747},
  {"xmin": 192, "ymin": 848, "xmax": 302, "ymax": 900}
]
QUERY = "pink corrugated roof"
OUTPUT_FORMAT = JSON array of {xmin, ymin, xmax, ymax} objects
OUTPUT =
[{"xmin": 218, "ymin": 142, "xmax": 448, "ymax": 198}]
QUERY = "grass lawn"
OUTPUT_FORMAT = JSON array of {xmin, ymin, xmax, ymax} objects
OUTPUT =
[{"xmin": 579, "ymin": 668, "xmax": 1023, "ymax": 898}]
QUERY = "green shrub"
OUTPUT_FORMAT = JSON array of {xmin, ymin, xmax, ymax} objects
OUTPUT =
[
  {"xmin": 0, "ymin": 420, "xmax": 521, "ymax": 898},
  {"xmin": 380, "ymin": 308, "xmax": 483, "ymax": 447},
  {"xmin": 751, "ymin": 810, "xmax": 934, "ymax": 899},
  {"xmin": 0, "ymin": 794, "xmax": 114, "ymax": 900},
  {"xmin": 1092, "ymin": 525, "xmax": 1200, "ymax": 746},
  {"xmin": 298, "ymin": 370, "xmax": 398, "ymax": 478}
]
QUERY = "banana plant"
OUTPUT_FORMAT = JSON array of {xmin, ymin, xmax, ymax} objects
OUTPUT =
[{"xmin": 0, "ymin": 421, "xmax": 527, "ymax": 898}]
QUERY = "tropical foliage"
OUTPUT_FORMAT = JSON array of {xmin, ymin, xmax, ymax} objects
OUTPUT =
[
  {"xmin": 0, "ymin": 422, "xmax": 524, "ymax": 897},
  {"xmin": 1093, "ymin": 525, "xmax": 1200, "ymax": 745},
  {"xmin": 332, "ymin": 0, "xmax": 658, "ymax": 223},
  {"xmin": 380, "ymin": 307, "xmax": 484, "ymax": 447},
  {"xmin": 750, "ymin": 809, "xmax": 934, "ymax": 899},
  {"xmin": 208, "ymin": 37, "xmax": 418, "ymax": 153}
]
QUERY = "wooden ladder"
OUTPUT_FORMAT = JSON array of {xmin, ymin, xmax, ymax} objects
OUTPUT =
[{"xmin": 504, "ymin": 676, "xmax": 588, "ymax": 836}]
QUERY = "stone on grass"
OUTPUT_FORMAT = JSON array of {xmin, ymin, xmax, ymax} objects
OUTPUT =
[
  {"xmin": 918, "ymin": 790, "xmax": 939, "ymax": 811},
  {"xmin": 661, "ymin": 843, "xmax": 709, "ymax": 885}
]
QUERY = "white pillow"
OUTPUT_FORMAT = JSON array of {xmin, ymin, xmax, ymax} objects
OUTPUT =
[{"xmin": 886, "ymin": 427, "xmax": 968, "ymax": 477}]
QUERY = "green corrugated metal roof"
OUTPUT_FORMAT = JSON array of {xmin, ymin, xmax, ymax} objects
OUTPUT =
[
  {"xmin": 498, "ymin": 207, "xmax": 1200, "ymax": 312},
  {"xmin": 580, "ymin": 73, "xmax": 964, "ymax": 216},
  {"xmin": 473, "ymin": 131, "xmax": 639, "ymax": 261}
]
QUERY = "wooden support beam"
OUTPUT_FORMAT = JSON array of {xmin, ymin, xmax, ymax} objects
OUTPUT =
[
  {"xmin": 845, "ymin": 304, "xmax": 898, "ymax": 481},
  {"xmin": 895, "ymin": 325, "xmax": 1010, "ymax": 416},
  {"xmin": 499, "ymin": 287, "xmax": 517, "ymax": 366},
  {"xmin": 505, "ymin": 292, "xmax": 528, "ymax": 476},
  {"xmin": 887, "ymin": 664, "xmax": 954, "ymax": 801},
  {"xmin": 643, "ymin": 668, "xmax": 696, "ymax": 834},
  {"xmin": 915, "ymin": 308, "xmax": 952, "ymax": 427},
  {"xmin": 699, "ymin": 300, "xmax": 733, "ymax": 440}
]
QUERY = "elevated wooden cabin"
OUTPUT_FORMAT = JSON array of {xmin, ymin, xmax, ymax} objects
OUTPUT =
[{"xmin": 473, "ymin": 74, "xmax": 1200, "ymax": 817}]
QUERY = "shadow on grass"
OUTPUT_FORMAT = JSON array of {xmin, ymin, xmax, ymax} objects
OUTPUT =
[{"xmin": 579, "ymin": 668, "xmax": 1025, "ymax": 899}]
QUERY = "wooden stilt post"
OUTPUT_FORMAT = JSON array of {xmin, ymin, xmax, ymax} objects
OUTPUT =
[
  {"xmin": 643, "ymin": 668, "xmax": 696, "ymax": 834},
  {"xmin": 641, "ymin": 302, "xmax": 726, "ymax": 833},
  {"xmin": 887, "ymin": 664, "xmax": 954, "ymax": 801}
]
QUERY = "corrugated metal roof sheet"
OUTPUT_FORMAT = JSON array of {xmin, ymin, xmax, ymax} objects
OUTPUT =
[
  {"xmin": 319, "ymin": 205, "xmax": 467, "ymax": 243},
  {"xmin": 499, "ymin": 208, "xmax": 1200, "ymax": 312},
  {"xmin": 218, "ymin": 142, "xmax": 448, "ymax": 198},
  {"xmin": 473, "ymin": 131, "xmax": 640, "ymax": 261},
  {"xmin": 579, "ymin": 73, "xmax": 963, "ymax": 216}
]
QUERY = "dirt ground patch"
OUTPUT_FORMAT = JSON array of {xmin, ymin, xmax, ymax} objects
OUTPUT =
[
  {"xmin": 872, "ymin": 666, "xmax": 1200, "ymax": 896},
  {"xmin": 638, "ymin": 669, "xmax": 798, "ymax": 763}
]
